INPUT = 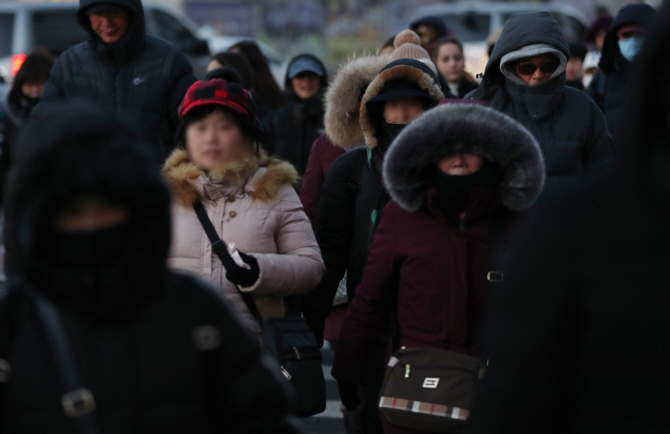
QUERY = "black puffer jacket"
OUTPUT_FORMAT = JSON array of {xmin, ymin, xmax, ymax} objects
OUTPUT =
[
  {"xmin": 464, "ymin": 5, "xmax": 670, "ymax": 434},
  {"xmin": 0, "ymin": 103, "xmax": 300, "ymax": 434},
  {"xmin": 39, "ymin": 0, "xmax": 197, "ymax": 159},
  {"xmin": 265, "ymin": 54, "xmax": 328, "ymax": 179},
  {"xmin": 586, "ymin": 4, "xmax": 656, "ymax": 146},
  {"xmin": 466, "ymin": 12, "xmax": 614, "ymax": 201},
  {"xmin": 301, "ymin": 59, "xmax": 444, "ymax": 342}
]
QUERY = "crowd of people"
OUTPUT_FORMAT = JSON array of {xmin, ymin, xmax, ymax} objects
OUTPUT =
[{"xmin": 0, "ymin": 0, "xmax": 669, "ymax": 433}]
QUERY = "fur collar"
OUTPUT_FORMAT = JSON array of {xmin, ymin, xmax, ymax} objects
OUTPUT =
[
  {"xmin": 383, "ymin": 103, "xmax": 545, "ymax": 212},
  {"xmin": 163, "ymin": 149, "xmax": 298, "ymax": 207},
  {"xmin": 324, "ymin": 55, "xmax": 389, "ymax": 150},
  {"xmin": 360, "ymin": 62, "xmax": 445, "ymax": 149}
]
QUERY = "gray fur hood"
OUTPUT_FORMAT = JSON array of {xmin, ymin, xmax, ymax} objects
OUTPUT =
[
  {"xmin": 383, "ymin": 103, "xmax": 545, "ymax": 212},
  {"xmin": 324, "ymin": 55, "xmax": 389, "ymax": 150}
]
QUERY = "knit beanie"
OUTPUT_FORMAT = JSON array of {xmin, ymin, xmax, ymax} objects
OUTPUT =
[{"xmin": 389, "ymin": 30, "xmax": 438, "ymax": 75}]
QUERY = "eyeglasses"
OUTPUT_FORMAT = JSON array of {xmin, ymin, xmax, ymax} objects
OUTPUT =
[{"xmin": 515, "ymin": 60, "xmax": 560, "ymax": 76}]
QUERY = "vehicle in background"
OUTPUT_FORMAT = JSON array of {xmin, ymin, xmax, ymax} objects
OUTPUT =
[
  {"xmin": 0, "ymin": 1, "xmax": 211, "ymax": 83},
  {"xmin": 198, "ymin": 28, "xmax": 289, "ymax": 89},
  {"xmin": 410, "ymin": 1, "xmax": 588, "ymax": 80}
]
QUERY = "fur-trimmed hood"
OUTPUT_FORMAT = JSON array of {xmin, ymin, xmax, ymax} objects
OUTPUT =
[
  {"xmin": 360, "ymin": 58, "xmax": 444, "ymax": 149},
  {"xmin": 324, "ymin": 55, "xmax": 389, "ymax": 150},
  {"xmin": 383, "ymin": 103, "xmax": 545, "ymax": 213},
  {"xmin": 163, "ymin": 149, "xmax": 298, "ymax": 207}
]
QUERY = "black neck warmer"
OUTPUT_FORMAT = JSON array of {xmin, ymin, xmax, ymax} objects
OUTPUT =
[
  {"xmin": 378, "ymin": 120, "xmax": 407, "ymax": 152},
  {"xmin": 429, "ymin": 162, "xmax": 503, "ymax": 217},
  {"xmin": 39, "ymin": 220, "xmax": 134, "ymax": 269}
]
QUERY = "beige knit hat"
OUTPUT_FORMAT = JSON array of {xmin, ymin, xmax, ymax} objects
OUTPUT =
[{"xmin": 388, "ymin": 29, "xmax": 438, "ymax": 75}]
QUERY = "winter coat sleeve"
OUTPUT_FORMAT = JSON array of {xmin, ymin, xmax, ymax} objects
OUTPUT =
[
  {"xmin": 582, "ymin": 98, "xmax": 615, "ymax": 173},
  {"xmin": 299, "ymin": 135, "xmax": 326, "ymax": 224},
  {"xmin": 241, "ymin": 184, "xmax": 324, "ymax": 296},
  {"xmin": 331, "ymin": 202, "xmax": 400, "ymax": 384},
  {"xmin": 166, "ymin": 52, "xmax": 196, "ymax": 148},
  {"xmin": 189, "ymin": 277, "xmax": 301, "ymax": 433},
  {"xmin": 299, "ymin": 151, "xmax": 360, "ymax": 338},
  {"xmin": 39, "ymin": 58, "xmax": 66, "ymax": 103}
]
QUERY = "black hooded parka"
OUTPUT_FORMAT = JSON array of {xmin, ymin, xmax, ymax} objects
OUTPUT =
[
  {"xmin": 466, "ymin": 12, "xmax": 614, "ymax": 200},
  {"xmin": 39, "ymin": 0, "xmax": 197, "ymax": 159},
  {"xmin": 0, "ymin": 103, "xmax": 300, "ymax": 434}
]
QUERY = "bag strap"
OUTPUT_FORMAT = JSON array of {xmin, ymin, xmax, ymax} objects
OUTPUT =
[
  {"xmin": 30, "ymin": 290, "xmax": 102, "ymax": 434},
  {"xmin": 193, "ymin": 199, "xmax": 264, "ymax": 328}
]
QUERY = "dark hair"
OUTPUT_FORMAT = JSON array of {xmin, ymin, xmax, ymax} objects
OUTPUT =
[
  {"xmin": 381, "ymin": 35, "xmax": 396, "ymax": 51},
  {"xmin": 210, "ymin": 52, "xmax": 254, "ymax": 90},
  {"xmin": 433, "ymin": 36, "xmax": 464, "ymax": 59},
  {"xmin": 229, "ymin": 41, "xmax": 284, "ymax": 109},
  {"xmin": 568, "ymin": 43, "xmax": 588, "ymax": 61},
  {"xmin": 10, "ymin": 49, "xmax": 54, "ymax": 102},
  {"xmin": 174, "ymin": 105, "xmax": 268, "ymax": 153},
  {"xmin": 205, "ymin": 67, "xmax": 243, "ymax": 85}
]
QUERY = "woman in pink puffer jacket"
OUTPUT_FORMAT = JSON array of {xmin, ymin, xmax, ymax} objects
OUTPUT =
[{"xmin": 164, "ymin": 78, "xmax": 324, "ymax": 333}]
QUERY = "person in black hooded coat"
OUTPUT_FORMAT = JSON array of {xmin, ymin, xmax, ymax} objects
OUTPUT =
[
  {"xmin": 265, "ymin": 54, "xmax": 328, "ymax": 181},
  {"xmin": 466, "ymin": 12, "xmax": 613, "ymax": 201},
  {"xmin": 0, "ymin": 102, "xmax": 300, "ymax": 434},
  {"xmin": 39, "ymin": 0, "xmax": 197, "ymax": 160},
  {"xmin": 586, "ymin": 4, "xmax": 656, "ymax": 146},
  {"xmin": 464, "ymin": 3, "xmax": 670, "ymax": 434}
]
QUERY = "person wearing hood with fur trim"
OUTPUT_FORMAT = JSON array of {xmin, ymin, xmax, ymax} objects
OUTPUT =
[
  {"xmin": 586, "ymin": 4, "xmax": 656, "ymax": 146},
  {"xmin": 163, "ymin": 79, "xmax": 324, "ymax": 334},
  {"xmin": 265, "ymin": 54, "xmax": 328, "ymax": 185},
  {"xmin": 0, "ymin": 102, "xmax": 300, "ymax": 434},
  {"xmin": 299, "ymin": 54, "xmax": 388, "ymax": 349},
  {"xmin": 466, "ymin": 12, "xmax": 613, "ymax": 201},
  {"xmin": 299, "ymin": 55, "xmax": 389, "ymax": 223},
  {"xmin": 305, "ymin": 58, "xmax": 444, "ymax": 433},
  {"xmin": 332, "ymin": 102, "xmax": 545, "ymax": 434},
  {"xmin": 38, "ymin": 0, "xmax": 197, "ymax": 160}
]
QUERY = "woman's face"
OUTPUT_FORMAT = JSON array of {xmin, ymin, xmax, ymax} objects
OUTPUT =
[
  {"xmin": 436, "ymin": 43, "xmax": 466, "ymax": 84},
  {"xmin": 186, "ymin": 108, "xmax": 248, "ymax": 171},
  {"xmin": 292, "ymin": 72, "xmax": 321, "ymax": 100},
  {"xmin": 22, "ymin": 81, "xmax": 46, "ymax": 99},
  {"xmin": 53, "ymin": 196, "xmax": 129, "ymax": 232},
  {"xmin": 207, "ymin": 59, "xmax": 222, "ymax": 72},
  {"xmin": 438, "ymin": 152, "xmax": 484, "ymax": 175},
  {"xmin": 383, "ymin": 97, "xmax": 425, "ymax": 124}
]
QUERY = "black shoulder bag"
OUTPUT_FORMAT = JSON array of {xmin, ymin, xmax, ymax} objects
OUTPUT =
[{"xmin": 193, "ymin": 199, "xmax": 326, "ymax": 417}]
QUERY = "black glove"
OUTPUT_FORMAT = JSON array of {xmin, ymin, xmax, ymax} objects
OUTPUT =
[
  {"xmin": 337, "ymin": 381, "xmax": 360, "ymax": 412},
  {"xmin": 304, "ymin": 315, "xmax": 325, "ymax": 349},
  {"xmin": 217, "ymin": 245, "xmax": 260, "ymax": 288}
]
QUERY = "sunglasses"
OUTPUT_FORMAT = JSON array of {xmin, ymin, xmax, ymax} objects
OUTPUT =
[{"xmin": 515, "ymin": 60, "xmax": 560, "ymax": 76}]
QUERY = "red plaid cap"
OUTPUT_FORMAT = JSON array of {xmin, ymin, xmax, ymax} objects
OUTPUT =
[{"xmin": 178, "ymin": 79, "xmax": 256, "ymax": 121}]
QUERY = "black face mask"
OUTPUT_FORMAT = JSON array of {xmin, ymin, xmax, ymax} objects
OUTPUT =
[
  {"xmin": 39, "ymin": 220, "xmax": 134, "ymax": 270},
  {"xmin": 378, "ymin": 120, "xmax": 407, "ymax": 152},
  {"xmin": 429, "ymin": 162, "xmax": 503, "ymax": 215},
  {"xmin": 22, "ymin": 95, "xmax": 41, "ymax": 107}
]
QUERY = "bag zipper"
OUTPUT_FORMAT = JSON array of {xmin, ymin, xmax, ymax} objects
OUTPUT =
[{"xmin": 281, "ymin": 365, "xmax": 292, "ymax": 380}]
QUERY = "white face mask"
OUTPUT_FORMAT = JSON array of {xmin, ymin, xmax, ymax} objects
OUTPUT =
[{"xmin": 582, "ymin": 73, "xmax": 595, "ymax": 89}]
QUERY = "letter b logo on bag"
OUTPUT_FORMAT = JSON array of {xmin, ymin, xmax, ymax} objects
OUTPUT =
[{"xmin": 422, "ymin": 378, "xmax": 440, "ymax": 388}]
